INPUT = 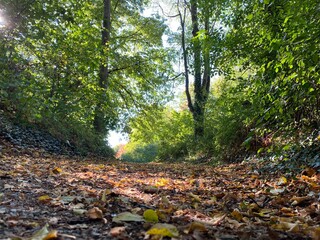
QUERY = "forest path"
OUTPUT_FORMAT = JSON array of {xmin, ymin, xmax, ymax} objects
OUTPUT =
[{"xmin": 0, "ymin": 142, "xmax": 319, "ymax": 239}]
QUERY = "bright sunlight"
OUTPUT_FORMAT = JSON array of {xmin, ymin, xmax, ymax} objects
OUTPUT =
[{"xmin": 0, "ymin": 10, "xmax": 6, "ymax": 27}]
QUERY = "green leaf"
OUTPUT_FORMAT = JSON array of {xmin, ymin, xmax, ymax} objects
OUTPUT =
[
  {"xmin": 112, "ymin": 212, "xmax": 144, "ymax": 223},
  {"xmin": 143, "ymin": 209, "xmax": 159, "ymax": 223},
  {"xmin": 247, "ymin": 14, "xmax": 253, "ymax": 20}
]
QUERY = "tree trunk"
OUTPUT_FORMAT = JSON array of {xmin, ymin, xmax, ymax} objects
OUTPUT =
[
  {"xmin": 93, "ymin": 0, "xmax": 111, "ymax": 133},
  {"xmin": 191, "ymin": 0, "xmax": 205, "ymax": 138}
]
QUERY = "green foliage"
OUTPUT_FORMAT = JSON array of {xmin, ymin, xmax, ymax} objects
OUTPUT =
[
  {"xmin": 223, "ymin": 0, "xmax": 320, "ymax": 133},
  {"xmin": 203, "ymin": 77, "xmax": 255, "ymax": 160},
  {"xmin": 0, "ymin": 0, "xmax": 174, "ymax": 155},
  {"xmin": 122, "ymin": 107, "xmax": 194, "ymax": 162},
  {"xmin": 121, "ymin": 143, "xmax": 158, "ymax": 163}
]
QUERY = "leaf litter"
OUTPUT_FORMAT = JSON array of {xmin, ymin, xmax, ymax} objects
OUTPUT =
[{"xmin": 0, "ymin": 141, "xmax": 319, "ymax": 239}]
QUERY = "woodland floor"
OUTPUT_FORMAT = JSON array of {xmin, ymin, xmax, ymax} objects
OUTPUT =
[{"xmin": 0, "ymin": 139, "xmax": 319, "ymax": 240}]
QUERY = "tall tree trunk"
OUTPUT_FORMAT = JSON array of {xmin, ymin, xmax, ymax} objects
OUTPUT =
[
  {"xmin": 191, "ymin": 0, "xmax": 205, "ymax": 138},
  {"xmin": 180, "ymin": 0, "xmax": 211, "ymax": 138},
  {"xmin": 94, "ymin": 0, "xmax": 111, "ymax": 133},
  {"xmin": 178, "ymin": 2, "xmax": 194, "ymax": 113}
]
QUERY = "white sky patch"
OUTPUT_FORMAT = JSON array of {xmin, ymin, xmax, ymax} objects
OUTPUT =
[
  {"xmin": 108, "ymin": 131, "xmax": 129, "ymax": 148},
  {"xmin": 0, "ymin": 13, "xmax": 5, "ymax": 27}
]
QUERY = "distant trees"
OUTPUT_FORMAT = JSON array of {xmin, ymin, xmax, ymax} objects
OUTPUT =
[{"xmin": 124, "ymin": 0, "xmax": 320, "ymax": 162}]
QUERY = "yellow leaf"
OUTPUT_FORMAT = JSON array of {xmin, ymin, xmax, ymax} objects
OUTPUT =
[
  {"xmin": 277, "ymin": 176, "xmax": 288, "ymax": 186},
  {"xmin": 52, "ymin": 167, "xmax": 62, "ymax": 174},
  {"xmin": 143, "ymin": 209, "xmax": 159, "ymax": 223},
  {"xmin": 155, "ymin": 178, "xmax": 169, "ymax": 187},
  {"xmin": 38, "ymin": 195, "xmax": 51, "ymax": 202},
  {"xmin": 147, "ymin": 223, "xmax": 179, "ymax": 238}
]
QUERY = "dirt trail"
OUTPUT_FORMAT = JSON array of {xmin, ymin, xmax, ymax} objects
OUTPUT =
[{"xmin": 0, "ymin": 140, "xmax": 319, "ymax": 239}]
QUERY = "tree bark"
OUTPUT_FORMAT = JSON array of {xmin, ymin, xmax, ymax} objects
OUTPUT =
[
  {"xmin": 94, "ymin": 0, "xmax": 111, "ymax": 133},
  {"xmin": 191, "ymin": 0, "xmax": 205, "ymax": 138},
  {"xmin": 178, "ymin": 2, "xmax": 194, "ymax": 113}
]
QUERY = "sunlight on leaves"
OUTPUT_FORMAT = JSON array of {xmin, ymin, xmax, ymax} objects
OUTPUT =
[{"xmin": 155, "ymin": 178, "xmax": 169, "ymax": 187}]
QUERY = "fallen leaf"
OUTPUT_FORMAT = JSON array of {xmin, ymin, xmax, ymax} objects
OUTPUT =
[
  {"xmin": 109, "ymin": 227, "xmax": 127, "ymax": 237},
  {"xmin": 231, "ymin": 209, "xmax": 243, "ymax": 221},
  {"xmin": 147, "ymin": 223, "xmax": 179, "ymax": 238},
  {"xmin": 290, "ymin": 196, "xmax": 312, "ymax": 206},
  {"xmin": 4, "ymin": 184, "xmax": 14, "ymax": 189},
  {"xmin": 30, "ymin": 224, "xmax": 58, "ymax": 240},
  {"xmin": 43, "ymin": 230, "xmax": 58, "ymax": 240},
  {"xmin": 52, "ymin": 167, "xmax": 62, "ymax": 174},
  {"xmin": 270, "ymin": 187, "xmax": 285, "ymax": 195},
  {"xmin": 38, "ymin": 195, "xmax": 51, "ymax": 202},
  {"xmin": 187, "ymin": 222, "xmax": 207, "ymax": 234},
  {"xmin": 277, "ymin": 176, "xmax": 288, "ymax": 186},
  {"xmin": 143, "ymin": 209, "xmax": 159, "ymax": 223},
  {"xmin": 301, "ymin": 167, "xmax": 316, "ymax": 177},
  {"xmin": 86, "ymin": 207, "xmax": 103, "ymax": 220},
  {"xmin": 112, "ymin": 212, "xmax": 144, "ymax": 223},
  {"xmin": 155, "ymin": 178, "xmax": 169, "ymax": 187},
  {"xmin": 188, "ymin": 193, "xmax": 201, "ymax": 202}
]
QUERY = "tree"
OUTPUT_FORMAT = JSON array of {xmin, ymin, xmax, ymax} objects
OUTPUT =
[
  {"xmin": 93, "ymin": 0, "xmax": 111, "ymax": 133},
  {"xmin": 0, "ymin": 0, "xmax": 174, "ymax": 154},
  {"xmin": 176, "ymin": 0, "xmax": 226, "ymax": 138}
]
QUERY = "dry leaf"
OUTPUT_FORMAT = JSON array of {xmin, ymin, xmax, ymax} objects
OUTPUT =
[
  {"xmin": 109, "ymin": 227, "xmax": 127, "ymax": 237},
  {"xmin": 187, "ymin": 222, "xmax": 207, "ymax": 234},
  {"xmin": 231, "ymin": 209, "xmax": 243, "ymax": 221},
  {"xmin": 52, "ymin": 167, "xmax": 62, "ymax": 174},
  {"xmin": 86, "ymin": 207, "xmax": 103, "ymax": 220}
]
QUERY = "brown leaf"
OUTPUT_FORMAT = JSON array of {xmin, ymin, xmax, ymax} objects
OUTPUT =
[
  {"xmin": 109, "ymin": 227, "xmax": 127, "ymax": 238},
  {"xmin": 86, "ymin": 207, "xmax": 103, "ymax": 220}
]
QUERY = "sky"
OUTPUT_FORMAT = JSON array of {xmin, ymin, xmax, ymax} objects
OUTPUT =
[{"xmin": 0, "ymin": 11, "xmax": 5, "ymax": 27}]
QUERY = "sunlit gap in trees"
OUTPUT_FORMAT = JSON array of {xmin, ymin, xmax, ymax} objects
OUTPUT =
[
  {"xmin": 0, "ymin": 10, "xmax": 6, "ymax": 28},
  {"xmin": 108, "ymin": 131, "xmax": 129, "ymax": 148}
]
